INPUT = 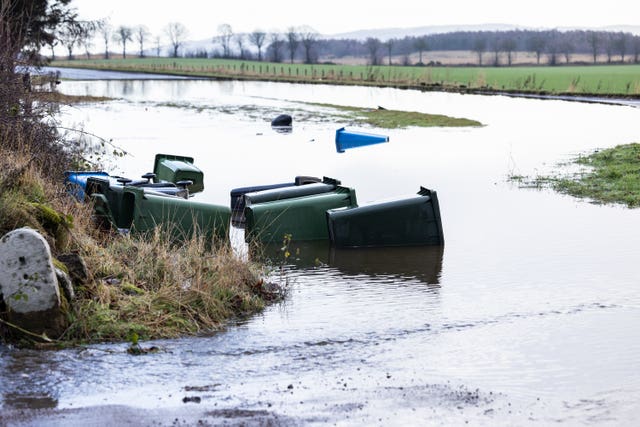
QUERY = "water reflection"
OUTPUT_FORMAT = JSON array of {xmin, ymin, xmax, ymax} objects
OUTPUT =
[
  {"xmin": 253, "ymin": 240, "xmax": 443, "ymax": 286},
  {"xmin": 271, "ymin": 125, "xmax": 293, "ymax": 134},
  {"xmin": 3, "ymin": 392, "xmax": 58, "ymax": 410},
  {"xmin": 0, "ymin": 349, "xmax": 62, "ymax": 411}
]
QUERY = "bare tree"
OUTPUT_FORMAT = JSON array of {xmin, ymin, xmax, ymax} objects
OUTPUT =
[
  {"xmin": 604, "ymin": 33, "xmax": 614, "ymax": 63},
  {"xmin": 473, "ymin": 37, "xmax": 487, "ymax": 65},
  {"xmin": 587, "ymin": 31, "xmax": 599, "ymax": 64},
  {"xmin": 78, "ymin": 21, "xmax": 97, "ymax": 59},
  {"xmin": 154, "ymin": 35, "xmax": 162, "ymax": 56},
  {"xmin": 365, "ymin": 37, "xmax": 381, "ymax": 65},
  {"xmin": 383, "ymin": 38, "xmax": 395, "ymax": 66},
  {"xmin": 113, "ymin": 25, "xmax": 133, "ymax": 58},
  {"xmin": 490, "ymin": 36, "xmax": 502, "ymax": 66},
  {"xmin": 235, "ymin": 33, "xmax": 246, "ymax": 59},
  {"xmin": 527, "ymin": 35, "xmax": 546, "ymax": 65},
  {"xmin": 560, "ymin": 40, "xmax": 574, "ymax": 63},
  {"xmin": 633, "ymin": 36, "xmax": 640, "ymax": 63},
  {"xmin": 286, "ymin": 27, "xmax": 299, "ymax": 63},
  {"xmin": 546, "ymin": 32, "xmax": 559, "ymax": 65},
  {"xmin": 135, "ymin": 25, "xmax": 150, "ymax": 58},
  {"xmin": 614, "ymin": 32, "xmax": 628, "ymax": 62},
  {"xmin": 97, "ymin": 18, "xmax": 112, "ymax": 59},
  {"xmin": 269, "ymin": 32, "xmax": 284, "ymax": 63},
  {"xmin": 59, "ymin": 21, "xmax": 84, "ymax": 60},
  {"xmin": 501, "ymin": 38, "xmax": 516, "ymax": 66},
  {"xmin": 164, "ymin": 22, "xmax": 188, "ymax": 57},
  {"xmin": 217, "ymin": 24, "xmax": 233, "ymax": 58},
  {"xmin": 49, "ymin": 38, "xmax": 59, "ymax": 60},
  {"xmin": 413, "ymin": 37, "xmax": 428, "ymax": 65},
  {"xmin": 249, "ymin": 30, "xmax": 267, "ymax": 61},
  {"xmin": 299, "ymin": 26, "xmax": 318, "ymax": 64}
]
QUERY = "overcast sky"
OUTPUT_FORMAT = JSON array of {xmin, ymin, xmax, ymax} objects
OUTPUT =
[{"xmin": 72, "ymin": 0, "xmax": 638, "ymax": 40}]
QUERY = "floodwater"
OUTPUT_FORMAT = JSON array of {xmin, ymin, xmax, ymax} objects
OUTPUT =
[{"xmin": 2, "ymin": 70, "xmax": 640, "ymax": 425}]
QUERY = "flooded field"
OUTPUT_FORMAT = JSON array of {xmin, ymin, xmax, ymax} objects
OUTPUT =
[{"xmin": 2, "ymin": 72, "xmax": 640, "ymax": 425}]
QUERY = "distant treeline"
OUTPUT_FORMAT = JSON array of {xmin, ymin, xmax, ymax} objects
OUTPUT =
[
  {"xmin": 306, "ymin": 30, "xmax": 640, "ymax": 66},
  {"xmin": 187, "ymin": 29, "xmax": 639, "ymax": 66},
  {"xmin": 56, "ymin": 19, "xmax": 640, "ymax": 67}
]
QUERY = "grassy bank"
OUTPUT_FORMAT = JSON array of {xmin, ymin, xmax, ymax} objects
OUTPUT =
[
  {"xmin": 0, "ymin": 77, "xmax": 280, "ymax": 347},
  {"xmin": 510, "ymin": 143, "xmax": 640, "ymax": 207},
  {"xmin": 0, "ymin": 145, "xmax": 281, "ymax": 346},
  {"xmin": 52, "ymin": 58, "xmax": 640, "ymax": 97}
]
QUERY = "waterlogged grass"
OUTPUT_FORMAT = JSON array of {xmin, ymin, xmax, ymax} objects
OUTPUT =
[
  {"xmin": 511, "ymin": 143, "xmax": 640, "ymax": 207},
  {"xmin": 45, "ymin": 92, "xmax": 113, "ymax": 104},
  {"xmin": 146, "ymin": 99, "xmax": 480, "ymax": 129},
  {"xmin": 308, "ymin": 103, "xmax": 481, "ymax": 128},
  {"xmin": 53, "ymin": 58, "xmax": 640, "ymax": 96}
]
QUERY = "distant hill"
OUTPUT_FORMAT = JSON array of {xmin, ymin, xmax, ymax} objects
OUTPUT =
[
  {"xmin": 327, "ymin": 24, "xmax": 640, "ymax": 41},
  {"xmin": 327, "ymin": 24, "xmax": 522, "ymax": 41},
  {"xmin": 580, "ymin": 25, "xmax": 640, "ymax": 35}
]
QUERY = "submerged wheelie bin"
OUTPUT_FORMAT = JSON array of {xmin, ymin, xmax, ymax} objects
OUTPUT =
[
  {"xmin": 326, "ymin": 187, "xmax": 444, "ymax": 248},
  {"xmin": 245, "ymin": 185, "xmax": 357, "ymax": 243}
]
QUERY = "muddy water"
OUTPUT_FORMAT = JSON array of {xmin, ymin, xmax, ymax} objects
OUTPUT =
[{"xmin": 2, "ymin": 75, "xmax": 640, "ymax": 425}]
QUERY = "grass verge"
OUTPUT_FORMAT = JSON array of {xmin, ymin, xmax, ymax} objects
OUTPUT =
[{"xmin": 509, "ymin": 143, "xmax": 640, "ymax": 207}]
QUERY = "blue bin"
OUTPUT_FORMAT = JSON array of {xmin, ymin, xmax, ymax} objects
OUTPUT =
[
  {"xmin": 335, "ymin": 127, "xmax": 389, "ymax": 153},
  {"xmin": 64, "ymin": 171, "xmax": 110, "ymax": 201}
]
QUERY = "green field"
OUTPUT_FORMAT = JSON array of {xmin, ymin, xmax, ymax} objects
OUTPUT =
[{"xmin": 53, "ymin": 58, "xmax": 640, "ymax": 97}]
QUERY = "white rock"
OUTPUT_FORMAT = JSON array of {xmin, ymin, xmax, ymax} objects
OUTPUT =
[{"xmin": 0, "ymin": 227, "xmax": 61, "ymax": 313}]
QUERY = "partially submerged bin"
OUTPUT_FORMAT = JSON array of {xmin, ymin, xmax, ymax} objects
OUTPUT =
[
  {"xmin": 64, "ymin": 171, "xmax": 110, "ymax": 201},
  {"xmin": 86, "ymin": 177, "xmax": 131, "ymax": 229},
  {"xmin": 243, "ymin": 177, "xmax": 340, "ymax": 207},
  {"xmin": 335, "ymin": 127, "xmax": 389, "ymax": 153},
  {"xmin": 326, "ymin": 187, "xmax": 444, "ymax": 248},
  {"xmin": 230, "ymin": 176, "xmax": 321, "ymax": 213},
  {"xmin": 86, "ymin": 177, "xmax": 230, "ymax": 244},
  {"xmin": 124, "ymin": 187, "xmax": 230, "ymax": 243},
  {"xmin": 245, "ymin": 185, "xmax": 357, "ymax": 243},
  {"xmin": 153, "ymin": 154, "xmax": 204, "ymax": 194}
]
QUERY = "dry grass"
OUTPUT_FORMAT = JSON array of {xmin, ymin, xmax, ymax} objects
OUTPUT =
[
  {"xmin": 66, "ymin": 229, "xmax": 276, "ymax": 342},
  {"xmin": 0, "ymin": 147, "xmax": 281, "ymax": 344}
]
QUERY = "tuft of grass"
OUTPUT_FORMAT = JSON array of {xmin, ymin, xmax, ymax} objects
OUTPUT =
[
  {"xmin": 511, "ymin": 143, "xmax": 640, "ymax": 207},
  {"xmin": 553, "ymin": 144, "xmax": 640, "ymax": 207}
]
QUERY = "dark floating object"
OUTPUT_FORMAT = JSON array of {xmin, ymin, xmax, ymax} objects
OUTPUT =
[
  {"xmin": 335, "ymin": 127, "xmax": 389, "ymax": 153},
  {"xmin": 271, "ymin": 114, "xmax": 292, "ymax": 127}
]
